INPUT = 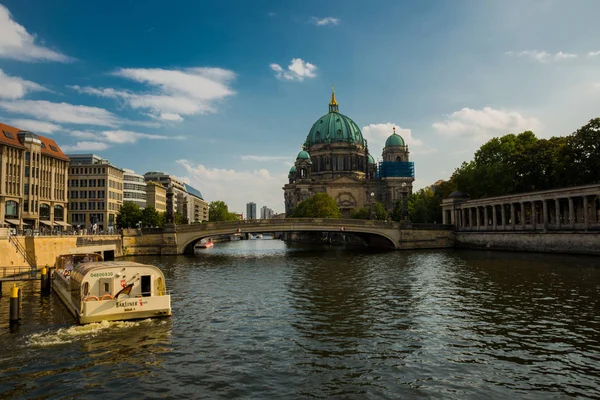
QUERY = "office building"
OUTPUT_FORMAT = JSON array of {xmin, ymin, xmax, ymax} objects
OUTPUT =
[
  {"xmin": 0, "ymin": 122, "xmax": 70, "ymax": 231},
  {"xmin": 66, "ymin": 154, "xmax": 124, "ymax": 232},
  {"xmin": 246, "ymin": 202, "xmax": 257, "ymax": 220},
  {"xmin": 123, "ymin": 169, "xmax": 146, "ymax": 209}
]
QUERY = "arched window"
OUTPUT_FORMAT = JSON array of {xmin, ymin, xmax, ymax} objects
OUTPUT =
[
  {"xmin": 40, "ymin": 204, "xmax": 51, "ymax": 219},
  {"xmin": 395, "ymin": 156, "xmax": 401, "ymax": 162},
  {"xmin": 54, "ymin": 205, "xmax": 64, "ymax": 220},
  {"xmin": 315, "ymin": 131, "xmax": 321, "ymax": 143},
  {"xmin": 5, "ymin": 200, "xmax": 18, "ymax": 218}
]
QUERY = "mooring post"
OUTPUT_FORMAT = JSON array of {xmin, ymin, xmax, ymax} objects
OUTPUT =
[
  {"xmin": 41, "ymin": 266, "xmax": 50, "ymax": 296},
  {"xmin": 10, "ymin": 284, "xmax": 20, "ymax": 324}
]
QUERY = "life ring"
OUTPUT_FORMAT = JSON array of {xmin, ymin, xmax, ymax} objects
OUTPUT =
[
  {"xmin": 85, "ymin": 296, "xmax": 99, "ymax": 302},
  {"xmin": 100, "ymin": 294, "xmax": 114, "ymax": 301}
]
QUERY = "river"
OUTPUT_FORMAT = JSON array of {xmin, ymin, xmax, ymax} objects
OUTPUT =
[{"xmin": 1, "ymin": 239, "xmax": 599, "ymax": 399}]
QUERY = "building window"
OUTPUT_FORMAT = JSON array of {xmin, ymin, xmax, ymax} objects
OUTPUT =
[
  {"xmin": 24, "ymin": 184, "xmax": 29, "ymax": 195},
  {"xmin": 39, "ymin": 204, "xmax": 50, "ymax": 219},
  {"xmin": 54, "ymin": 205, "xmax": 64, "ymax": 220},
  {"xmin": 25, "ymin": 166, "xmax": 30, "ymax": 177}
]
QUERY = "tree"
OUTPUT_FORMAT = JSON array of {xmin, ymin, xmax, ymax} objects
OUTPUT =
[
  {"xmin": 174, "ymin": 211, "xmax": 188, "ymax": 225},
  {"xmin": 407, "ymin": 188, "xmax": 442, "ymax": 223},
  {"xmin": 117, "ymin": 202, "xmax": 142, "ymax": 229},
  {"xmin": 209, "ymin": 200, "xmax": 238, "ymax": 222},
  {"xmin": 351, "ymin": 202, "xmax": 389, "ymax": 220},
  {"xmin": 290, "ymin": 192, "xmax": 342, "ymax": 218},
  {"xmin": 141, "ymin": 205, "xmax": 160, "ymax": 227}
]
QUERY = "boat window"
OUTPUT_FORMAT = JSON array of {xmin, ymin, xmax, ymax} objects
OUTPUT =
[
  {"xmin": 141, "ymin": 275, "xmax": 151, "ymax": 297},
  {"xmin": 83, "ymin": 282, "xmax": 89, "ymax": 296},
  {"xmin": 99, "ymin": 278, "xmax": 112, "ymax": 296}
]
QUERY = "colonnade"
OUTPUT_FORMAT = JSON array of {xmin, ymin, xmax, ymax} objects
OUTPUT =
[{"xmin": 442, "ymin": 185, "xmax": 600, "ymax": 231}]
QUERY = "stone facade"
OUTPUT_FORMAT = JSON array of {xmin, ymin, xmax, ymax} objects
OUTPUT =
[
  {"xmin": 0, "ymin": 123, "xmax": 70, "ymax": 232},
  {"xmin": 283, "ymin": 90, "xmax": 415, "ymax": 217},
  {"xmin": 442, "ymin": 184, "xmax": 600, "ymax": 231}
]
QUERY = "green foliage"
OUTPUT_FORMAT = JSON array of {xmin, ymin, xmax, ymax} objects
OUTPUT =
[
  {"xmin": 449, "ymin": 119, "xmax": 600, "ymax": 199},
  {"xmin": 290, "ymin": 192, "xmax": 342, "ymax": 218},
  {"xmin": 407, "ymin": 188, "xmax": 443, "ymax": 223},
  {"xmin": 140, "ymin": 205, "xmax": 161, "ymax": 227},
  {"xmin": 174, "ymin": 211, "xmax": 188, "ymax": 225},
  {"xmin": 209, "ymin": 200, "xmax": 239, "ymax": 222},
  {"xmin": 117, "ymin": 202, "xmax": 142, "ymax": 229},
  {"xmin": 351, "ymin": 202, "xmax": 389, "ymax": 220}
]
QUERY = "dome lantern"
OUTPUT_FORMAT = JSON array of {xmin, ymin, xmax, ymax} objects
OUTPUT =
[{"xmin": 329, "ymin": 84, "xmax": 339, "ymax": 113}]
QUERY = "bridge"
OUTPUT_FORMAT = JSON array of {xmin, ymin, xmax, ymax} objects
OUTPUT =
[{"xmin": 123, "ymin": 218, "xmax": 454, "ymax": 255}]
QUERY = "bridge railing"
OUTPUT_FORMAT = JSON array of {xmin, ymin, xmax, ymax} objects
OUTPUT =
[{"xmin": 137, "ymin": 219, "xmax": 454, "ymax": 234}]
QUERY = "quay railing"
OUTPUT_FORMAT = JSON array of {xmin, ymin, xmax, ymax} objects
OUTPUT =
[{"xmin": 8, "ymin": 234, "xmax": 37, "ymax": 268}]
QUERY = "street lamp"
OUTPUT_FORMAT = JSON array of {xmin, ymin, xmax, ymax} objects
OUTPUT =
[{"xmin": 370, "ymin": 192, "xmax": 375, "ymax": 220}]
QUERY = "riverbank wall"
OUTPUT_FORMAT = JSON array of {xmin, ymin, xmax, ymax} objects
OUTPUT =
[
  {"xmin": 455, "ymin": 231, "xmax": 600, "ymax": 255},
  {"xmin": 0, "ymin": 231, "xmax": 122, "ymax": 268}
]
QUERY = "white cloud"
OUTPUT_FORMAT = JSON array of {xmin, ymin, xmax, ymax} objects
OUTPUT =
[
  {"xmin": 68, "ymin": 130, "xmax": 98, "ymax": 139},
  {"xmin": 554, "ymin": 51, "xmax": 577, "ymax": 60},
  {"xmin": 101, "ymin": 130, "xmax": 185, "ymax": 144},
  {"xmin": 505, "ymin": 50, "xmax": 577, "ymax": 62},
  {"xmin": 310, "ymin": 17, "xmax": 340, "ymax": 26},
  {"xmin": 0, "ymin": 69, "xmax": 47, "ymax": 99},
  {"xmin": 177, "ymin": 160, "xmax": 285, "ymax": 214},
  {"xmin": 61, "ymin": 141, "xmax": 110, "ymax": 152},
  {"xmin": 588, "ymin": 51, "xmax": 600, "ymax": 57},
  {"xmin": 270, "ymin": 58, "xmax": 317, "ymax": 81},
  {"xmin": 0, "ymin": 4, "xmax": 71, "ymax": 62},
  {"xmin": 0, "ymin": 100, "xmax": 121, "ymax": 127},
  {"xmin": 362, "ymin": 123, "xmax": 436, "ymax": 157},
  {"xmin": 241, "ymin": 155, "xmax": 291, "ymax": 162},
  {"xmin": 432, "ymin": 107, "xmax": 543, "ymax": 142},
  {"xmin": 8, "ymin": 119, "xmax": 61, "ymax": 134},
  {"xmin": 70, "ymin": 67, "xmax": 236, "ymax": 122}
]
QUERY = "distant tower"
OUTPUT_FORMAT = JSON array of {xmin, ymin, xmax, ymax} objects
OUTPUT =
[{"xmin": 246, "ymin": 202, "xmax": 257, "ymax": 220}]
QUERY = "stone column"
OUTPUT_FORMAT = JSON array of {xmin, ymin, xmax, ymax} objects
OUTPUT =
[
  {"xmin": 510, "ymin": 203, "xmax": 515, "ymax": 230},
  {"xmin": 501, "ymin": 204, "xmax": 506, "ymax": 230},
  {"xmin": 484, "ymin": 206, "xmax": 489, "ymax": 231},
  {"xmin": 583, "ymin": 196, "xmax": 589, "ymax": 230},
  {"xmin": 568, "ymin": 197, "xmax": 575, "ymax": 228},
  {"xmin": 492, "ymin": 205, "xmax": 497, "ymax": 230},
  {"xmin": 542, "ymin": 200, "xmax": 548, "ymax": 230},
  {"xmin": 476, "ymin": 206, "xmax": 481, "ymax": 229},
  {"xmin": 531, "ymin": 202, "xmax": 537, "ymax": 230},
  {"xmin": 555, "ymin": 198, "xmax": 561, "ymax": 230},
  {"xmin": 520, "ymin": 202, "xmax": 525, "ymax": 229},
  {"xmin": 461, "ymin": 208, "xmax": 466, "ymax": 228}
]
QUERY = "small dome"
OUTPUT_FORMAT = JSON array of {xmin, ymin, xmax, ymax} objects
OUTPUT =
[
  {"xmin": 297, "ymin": 150, "xmax": 311, "ymax": 160},
  {"xmin": 289, "ymin": 165, "xmax": 297, "ymax": 173},
  {"xmin": 448, "ymin": 191, "xmax": 469, "ymax": 199},
  {"xmin": 367, "ymin": 154, "xmax": 376, "ymax": 164},
  {"xmin": 385, "ymin": 133, "xmax": 405, "ymax": 147}
]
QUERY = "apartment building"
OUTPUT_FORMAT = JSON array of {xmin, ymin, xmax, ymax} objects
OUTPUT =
[
  {"xmin": 66, "ymin": 154, "xmax": 124, "ymax": 232},
  {"xmin": 146, "ymin": 181, "xmax": 166, "ymax": 213},
  {"xmin": 183, "ymin": 183, "xmax": 209, "ymax": 223},
  {"xmin": 0, "ymin": 123, "xmax": 70, "ymax": 231}
]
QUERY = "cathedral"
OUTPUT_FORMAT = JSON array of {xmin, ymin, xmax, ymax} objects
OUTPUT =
[{"xmin": 283, "ymin": 88, "xmax": 415, "ymax": 217}]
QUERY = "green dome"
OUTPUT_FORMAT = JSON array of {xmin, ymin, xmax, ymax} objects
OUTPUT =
[
  {"xmin": 297, "ymin": 150, "xmax": 310, "ymax": 160},
  {"xmin": 385, "ymin": 133, "xmax": 405, "ymax": 147},
  {"xmin": 289, "ymin": 165, "xmax": 297, "ymax": 173},
  {"xmin": 367, "ymin": 154, "xmax": 376, "ymax": 164},
  {"xmin": 304, "ymin": 111, "xmax": 365, "ymax": 148}
]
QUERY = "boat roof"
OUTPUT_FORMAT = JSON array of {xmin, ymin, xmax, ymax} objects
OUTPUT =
[{"xmin": 74, "ymin": 261, "xmax": 163, "ymax": 277}]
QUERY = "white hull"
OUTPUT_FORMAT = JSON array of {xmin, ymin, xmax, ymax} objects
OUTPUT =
[{"xmin": 52, "ymin": 262, "xmax": 171, "ymax": 325}]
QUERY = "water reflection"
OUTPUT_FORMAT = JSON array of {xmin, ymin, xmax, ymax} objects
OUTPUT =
[{"xmin": 1, "ymin": 243, "xmax": 600, "ymax": 399}]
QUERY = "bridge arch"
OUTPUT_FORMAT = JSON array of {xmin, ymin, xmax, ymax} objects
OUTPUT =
[{"xmin": 175, "ymin": 219, "xmax": 401, "ymax": 254}]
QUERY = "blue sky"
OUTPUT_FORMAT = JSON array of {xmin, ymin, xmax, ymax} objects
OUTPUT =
[{"xmin": 1, "ymin": 0, "xmax": 600, "ymax": 214}]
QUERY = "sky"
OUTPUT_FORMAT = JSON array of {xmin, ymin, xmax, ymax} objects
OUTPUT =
[{"xmin": 1, "ymin": 0, "xmax": 600, "ymax": 215}]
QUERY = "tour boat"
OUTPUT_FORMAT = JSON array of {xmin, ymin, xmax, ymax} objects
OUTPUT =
[
  {"xmin": 196, "ymin": 238, "xmax": 214, "ymax": 249},
  {"xmin": 52, "ymin": 254, "xmax": 172, "ymax": 324}
]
